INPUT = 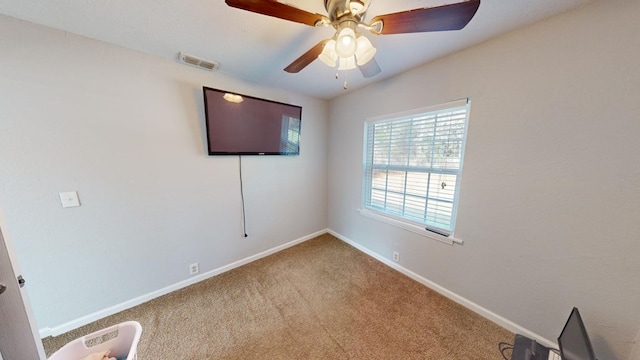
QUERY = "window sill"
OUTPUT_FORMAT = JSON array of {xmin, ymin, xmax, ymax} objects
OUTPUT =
[{"xmin": 357, "ymin": 209, "xmax": 464, "ymax": 246}]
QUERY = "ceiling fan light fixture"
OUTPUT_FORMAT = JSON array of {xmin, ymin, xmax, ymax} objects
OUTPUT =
[
  {"xmin": 318, "ymin": 39, "xmax": 338, "ymax": 67},
  {"xmin": 335, "ymin": 27, "xmax": 357, "ymax": 58},
  {"xmin": 227, "ymin": 0, "xmax": 482, "ymax": 78},
  {"xmin": 354, "ymin": 35, "xmax": 376, "ymax": 66},
  {"xmin": 338, "ymin": 56, "xmax": 357, "ymax": 70}
]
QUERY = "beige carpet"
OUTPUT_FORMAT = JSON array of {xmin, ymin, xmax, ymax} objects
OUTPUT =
[{"xmin": 43, "ymin": 233, "xmax": 513, "ymax": 359}]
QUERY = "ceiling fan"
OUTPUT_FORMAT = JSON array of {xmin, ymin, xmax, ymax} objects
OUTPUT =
[{"xmin": 225, "ymin": 0, "xmax": 480, "ymax": 79}]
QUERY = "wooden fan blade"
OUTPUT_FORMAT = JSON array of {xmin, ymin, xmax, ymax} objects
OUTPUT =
[
  {"xmin": 284, "ymin": 39, "xmax": 329, "ymax": 73},
  {"xmin": 359, "ymin": 57, "xmax": 381, "ymax": 78},
  {"xmin": 226, "ymin": 0, "xmax": 326, "ymax": 27},
  {"xmin": 370, "ymin": 0, "xmax": 480, "ymax": 35}
]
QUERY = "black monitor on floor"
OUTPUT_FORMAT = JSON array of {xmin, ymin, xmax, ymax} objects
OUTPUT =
[
  {"xmin": 510, "ymin": 307, "xmax": 597, "ymax": 360},
  {"xmin": 558, "ymin": 307, "xmax": 596, "ymax": 360}
]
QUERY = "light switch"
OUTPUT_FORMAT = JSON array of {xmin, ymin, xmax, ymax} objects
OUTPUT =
[{"xmin": 59, "ymin": 191, "xmax": 81, "ymax": 208}]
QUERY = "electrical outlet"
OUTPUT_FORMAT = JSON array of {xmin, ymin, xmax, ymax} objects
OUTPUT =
[
  {"xmin": 392, "ymin": 251, "xmax": 400, "ymax": 262},
  {"xmin": 189, "ymin": 263, "xmax": 199, "ymax": 275}
]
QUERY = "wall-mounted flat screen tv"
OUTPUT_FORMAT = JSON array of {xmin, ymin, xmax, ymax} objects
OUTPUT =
[{"xmin": 203, "ymin": 86, "xmax": 302, "ymax": 155}]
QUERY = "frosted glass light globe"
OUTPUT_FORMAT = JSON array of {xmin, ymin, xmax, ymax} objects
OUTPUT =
[{"xmin": 336, "ymin": 27, "xmax": 357, "ymax": 58}]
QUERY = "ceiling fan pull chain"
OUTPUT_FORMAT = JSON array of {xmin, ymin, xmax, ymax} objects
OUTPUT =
[
  {"xmin": 342, "ymin": 69, "xmax": 348, "ymax": 90},
  {"xmin": 333, "ymin": 67, "xmax": 348, "ymax": 90}
]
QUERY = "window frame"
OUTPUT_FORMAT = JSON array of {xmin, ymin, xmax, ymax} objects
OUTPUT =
[{"xmin": 361, "ymin": 99, "xmax": 470, "ymax": 245}]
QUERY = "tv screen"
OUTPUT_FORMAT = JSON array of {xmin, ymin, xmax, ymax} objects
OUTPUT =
[{"xmin": 203, "ymin": 86, "xmax": 302, "ymax": 155}]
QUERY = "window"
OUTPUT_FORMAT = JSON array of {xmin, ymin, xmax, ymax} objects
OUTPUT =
[
  {"xmin": 362, "ymin": 99, "xmax": 470, "ymax": 238},
  {"xmin": 280, "ymin": 116, "xmax": 301, "ymax": 154}
]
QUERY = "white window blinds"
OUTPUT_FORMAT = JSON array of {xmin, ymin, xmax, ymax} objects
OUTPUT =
[{"xmin": 363, "ymin": 99, "xmax": 470, "ymax": 236}]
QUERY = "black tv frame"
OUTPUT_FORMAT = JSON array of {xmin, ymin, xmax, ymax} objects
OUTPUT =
[{"xmin": 203, "ymin": 86, "xmax": 302, "ymax": 156}]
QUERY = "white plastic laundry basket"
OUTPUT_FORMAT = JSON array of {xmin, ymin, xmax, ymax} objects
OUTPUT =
[{"xmin": 48, "ymin": 321, "xmax": 142, "ymax": 360}]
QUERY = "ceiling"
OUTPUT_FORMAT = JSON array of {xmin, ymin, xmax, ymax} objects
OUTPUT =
[{"xmin": 0, "ymin": 0, "xmax": 592, "ymax": 99}]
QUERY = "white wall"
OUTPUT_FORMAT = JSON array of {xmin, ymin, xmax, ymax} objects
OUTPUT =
[
  {"xmin": 327, "ymin": 1, "xmax": 640, "ymax": 359},
  {"xmin": 0, "ymin": 15, "xmax": 328, "ymax": 333},
  {"xmin": 631, "ymin": 329, "xmax": 640, "ymax": 360}
]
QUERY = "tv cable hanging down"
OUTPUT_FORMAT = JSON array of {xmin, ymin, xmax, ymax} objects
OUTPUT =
[{"xmin": 239, "ymin": 155, "xmax": 248, "ymax": 238}]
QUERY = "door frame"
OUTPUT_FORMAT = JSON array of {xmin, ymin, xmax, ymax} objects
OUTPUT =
[{"xmin": 0, "ymin": 201, "xmax": 46, "ymax": 359}]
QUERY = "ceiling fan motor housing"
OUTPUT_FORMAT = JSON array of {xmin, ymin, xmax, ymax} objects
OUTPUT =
[{"xmin": 325, "ymin": 0, "xmax": 371, "ymax": 23}]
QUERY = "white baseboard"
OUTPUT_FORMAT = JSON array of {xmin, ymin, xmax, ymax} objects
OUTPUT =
[
  {"xmin": 39, "ymin": 229, "xmax": 328, "ymax": 338},
  {"xmin": 326, "ymin": 229, "xmax": 558, "ymax": 350},
  {"xmin": 41, "ymin": 228, "xmax": 556, "ymax": 350}
]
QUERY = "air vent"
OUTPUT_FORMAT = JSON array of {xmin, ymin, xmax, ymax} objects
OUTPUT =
[{"xmin": 177, "ymin": 52, "xmax": 219, "ymax": 72}]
